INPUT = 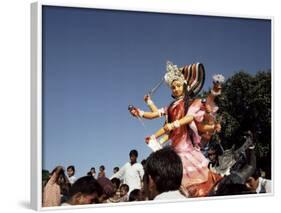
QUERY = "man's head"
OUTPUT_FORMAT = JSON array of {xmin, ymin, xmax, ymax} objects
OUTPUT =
[
  {"xmin": 246, "ymin": 169, "xmax": 261, "ymax": 192},
  {"xmin": 144, "ymin": 147, "xmax": 183, "ymax": 199},
  {"xmin": 207, "ymin": 148, "xmax": 218, "ymax": 165},
  {"xmin": 141, "ymin": 159, "xmax": 146, "ymax": 167},
  {"xmin": 99, "ymin": 165, "xmax": 105, "ymax": 172},
  {"xmin": 129, "ymin": 189, "xmax": 142, "ymax": 201},
  {"xmin": 208, "ymin": 143, "xmax": 222, "ymax": 165},
  {"xmin": 209, "ymin": 175, "xmax": 254, "ymax": 196},
  {"xmin": 129, "ymin": 149, "xmax": 138, "ymax": 164},
  {"xmin": 97, "ymin": 177, "xmax": 115, "ymax": 202},
  {"xmin": 68, "ymin": 176, "xmax": 103, "ymax": 205},
  {"xmin": 90, "ymin": 167, "xmax": 96, "ymax": 173},
  {"xmin": 113, "ymin": 167, "xmax": 119, "ymax": 174},
  {"xmin": 111, "ymin": 177, "xmax": 121, "ymax": 193},
  {"xmin": 67, "ymin": 165, "xmax": 75, "ymax": 177},
  {"xmin": 120, "ymin": 184, "xmax": 129, "ymax": 197}
]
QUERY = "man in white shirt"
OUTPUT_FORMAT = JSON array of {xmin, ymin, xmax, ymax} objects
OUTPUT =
[
  {"xmin": 144, "ymin": 147, "xmax": 187, "ymax": 200},
  {"xmin": 246, "ymin": 169, "xmax": 272, "ymax": 193},
  {"xmin": 111, "ymin": 150, "xmax": 144, "ymax": 194},
  {"xmin": 255, "ymin": 177, "xmax": 271, "ymax": 193}
]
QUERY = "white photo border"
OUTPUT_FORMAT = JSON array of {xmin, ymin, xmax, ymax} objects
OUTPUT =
[{"xmin": 31, "ymin": 0, "xmax": 274, "ymax": 211}]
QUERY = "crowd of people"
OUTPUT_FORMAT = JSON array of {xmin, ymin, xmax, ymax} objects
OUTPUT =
[
  {"xmin": 42, "ymin": 61, "xmax": 271, "ymax": 207},
  {"xmin": 42, "ymin": 145, "xmax": 271, "ymax": 207}
]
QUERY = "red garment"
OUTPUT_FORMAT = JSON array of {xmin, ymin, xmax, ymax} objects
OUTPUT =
[{"xmin": 166, "ymin": 98, "xmax": 209, "ymax": 187}]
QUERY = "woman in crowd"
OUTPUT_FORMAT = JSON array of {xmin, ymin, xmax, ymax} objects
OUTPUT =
[{"xmin": 43, "ymin": 166, "xmax": 70, "ymax": 207}]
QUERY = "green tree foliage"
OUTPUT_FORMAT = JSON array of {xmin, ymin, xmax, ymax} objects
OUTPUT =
[{"xmin": 214, "ymin": 71, "xmax": 271, "ymax": 176}]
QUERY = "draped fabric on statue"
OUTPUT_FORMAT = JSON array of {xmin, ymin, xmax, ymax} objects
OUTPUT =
[{"xmin": 166, "ymin": 98, "xmax": 209, "ymax": 187}]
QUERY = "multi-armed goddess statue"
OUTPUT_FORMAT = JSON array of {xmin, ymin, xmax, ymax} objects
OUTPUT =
[{"xmin": 129, "ymin": 61, "xmax": 225, "ymax": 196}]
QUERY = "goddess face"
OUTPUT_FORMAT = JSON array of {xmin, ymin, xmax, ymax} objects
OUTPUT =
[{"xmin": 171, "ymin": 80, "xmax": 184, "ymax": 97}]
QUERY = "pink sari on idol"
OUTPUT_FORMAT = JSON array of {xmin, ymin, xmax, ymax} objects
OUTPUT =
[{"xmin": 165, "ymin": 98, "xmax": 209, "ymax": 187}]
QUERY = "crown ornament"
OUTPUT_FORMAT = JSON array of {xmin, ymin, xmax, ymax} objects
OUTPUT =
[{"xmin": 164, "ymin": 61, "xmax": 186, "ymax": 87}]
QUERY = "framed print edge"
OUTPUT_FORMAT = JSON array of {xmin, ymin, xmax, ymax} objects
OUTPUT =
[
  {"xmin": 271, "ymin": 16, "xmax": 275, "ymax": 196},
  {"xmin": 37, "ymin": 0, "xmax": 273, "ymax": 21},
  {"xmin": 31, "ymin": 1, "xmax": 43, "ymax": 211},
  {"xmin": 31, "ymin": 0, "xmax": 274, "ymax": 211}
]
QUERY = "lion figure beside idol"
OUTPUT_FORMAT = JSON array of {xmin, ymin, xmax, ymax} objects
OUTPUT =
[{"xmin": 129, "ymin": 61, "xmax": 225, "ymax": 197}]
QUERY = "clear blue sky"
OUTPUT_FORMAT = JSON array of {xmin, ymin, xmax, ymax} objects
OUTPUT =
[{"xmin": 42, "ymin": 6, "xmax": 271, "ymax": 178}]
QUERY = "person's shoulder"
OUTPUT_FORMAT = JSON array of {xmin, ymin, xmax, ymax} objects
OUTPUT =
[
  {"xmin": 61, "ymin": 202, "xmax": 72, "ymax": 206},
  {"xmin": 154, "ymin": 190, "xmax": 187, "ymax": 200},
  {"xmin": 260, "ymin": 177, "xmax": 272, "ymax": 186},
  {"xmin": 123, "ymin": 162, "xmax": 131, "ymax": 168},
  {"xmin": 136, "ymin": 163, "xmax": 144, "ymax": 168}
]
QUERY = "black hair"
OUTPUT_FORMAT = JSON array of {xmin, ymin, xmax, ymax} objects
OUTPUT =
[
  {"xmin": 214, "ymin": 183, "xmax": 254, "ymax": 196},
  {"xmin": 209, "ymin": 176, "xmax": 255, "ymax": 196},
  {"xmin": 182, "ymin": 82, "xmax": 190, "ymax": 112},
  {"xmin": 141, "ymin": 159, "xmax": 146, "ymax": 167},
  {"xmin": 208, "ymin": 142, "xmax": 224, "ymax": 156},
  {"xmin": 99, "ymin": 165, "xmax": 105, "ymax": 170},
  {"xmin": 111, "ymin": 177, "xmax": 121, "ymax": 189},
  {"xmin": 129, "ymin": 189, "xmax": 141, "ymax": 201},
  {"xmin": 113, "ymin": 167, "xmax": 119, "ymax": 172},
  {"xmin": 129, "ymin": 149, "xmax": 138, "ymax": 158},
  {"xmin": 207, "ymin": 144, "xmax": 220, "ymax": 167},
  {"xmin": 251, "ymin": 168, "xmax": 262, "ymax": 180},
  {"xmin": 144, "ymin": 147, "xmax": 183, "ymax": 194},
  {"xmin": 120, "ymin": 184, "xmax": 129, "ymax": 192},
  {"xmin": 67, "ymin": 165, "xmax": 75, "ymax": 172},
  {"xmin": 69, "ymin": 176, "xmax": 103, "ymax": 197},
  {"xmin": 49, "ymin": 166, "xmax": 69, "ymax": 186}
]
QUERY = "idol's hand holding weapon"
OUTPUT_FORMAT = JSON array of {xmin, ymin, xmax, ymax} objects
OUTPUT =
[{"xmin": 197, "ymin": 74, "xmax": 225, "ymax": 142}]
